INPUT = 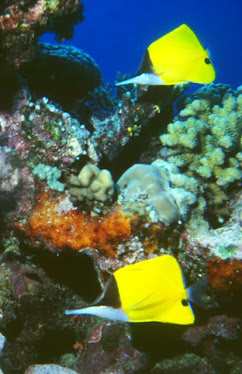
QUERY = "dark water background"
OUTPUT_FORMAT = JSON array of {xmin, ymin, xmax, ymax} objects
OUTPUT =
[{"xmin": 40, "ymin": 0, "xmax": 242, "ymax": 89}]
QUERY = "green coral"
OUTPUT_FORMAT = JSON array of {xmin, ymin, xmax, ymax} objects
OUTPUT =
[
  {"xmin": 160, "ymin": 84, "xmax": 242, "ymax": 224},
  {"xmin": 216, "ymin": 244, "xmax": 238, "ymax": 259},
  {"xmin": 32, "ymin": 163, "xmax": 65, "ymax": 191},
  {"xmin": 45, "ymin": 121, "xmax": 62, "ymax": 141}
]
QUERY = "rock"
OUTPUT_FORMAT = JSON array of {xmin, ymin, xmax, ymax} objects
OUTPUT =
[
  {"xmin": 0, "ymin": 332, "xmax": 6, "ymax": 352},
  {"xmin": 25, "ymin": 364, "xmax": 78, "ymax": 374}
]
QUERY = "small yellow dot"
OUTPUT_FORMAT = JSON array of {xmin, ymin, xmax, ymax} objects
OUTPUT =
[{"xmin": 153, "ymin": 105, "xmax": 160, "ymax": 113}]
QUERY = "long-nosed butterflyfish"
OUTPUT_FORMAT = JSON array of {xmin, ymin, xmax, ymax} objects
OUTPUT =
[
  {"xmin": 65, "ymin": 255, "xmax": 197, "ymax": 325},
  {"xmin": 116, "ymin": 24, "xmax": 216, "ymax": 86}
]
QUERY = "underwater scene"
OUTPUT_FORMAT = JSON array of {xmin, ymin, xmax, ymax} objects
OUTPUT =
[{"xmin": 0, "ymin": 1, "xmax": 241, "ymax": 374}]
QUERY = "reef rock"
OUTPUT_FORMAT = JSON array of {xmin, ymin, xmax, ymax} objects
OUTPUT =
[
  {"xmin": 20, "ymin": 43, "xmax": 102, "ymax": 111},
  {"xmin": 25, "ymin": 364, "xmax": 78, "ymax": 374},
  {"xmin": 0, "ymin": 0, "xmax": 84, "ymax": 66},
  {"xmin": 74, "ymin": 322, "xmax": 147, "ymax": 374}
]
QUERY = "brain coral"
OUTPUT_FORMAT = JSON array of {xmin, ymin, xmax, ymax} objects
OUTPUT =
[
  {"xmin": 117, "ymin": 163, "xmax": 196, "ymax": 225},
  {"xmin": 160, "ymin": 84, "xmax": 242, "ymax": 225}
]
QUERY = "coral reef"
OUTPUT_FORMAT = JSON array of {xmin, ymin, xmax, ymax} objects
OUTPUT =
[
  {"xmin": 0, "ymin": 247, "xmax": 85, "ymax": 373},
  {"xmin": 18, "ymin": 187, "xmax": 132, "ymax": 257},
  {"xmin": 118, "ymin": 163, "xmax": 180, "ymax": 225},
  {"xmin": 194, "ymin": 193, "xmax": 242, "ymax": 259},
  {"xmin": 68, "ymin": 164, "xmax": 115, "ymax": 203},
  {"xmin": 90, "ymin": 91, "xmax": 160, "ymax": 164},
  {"xmin": 15, "ymin": 184, "xmax": 183, "ymax": 270},
  {"xmin": 207, "ymin": 258, "xmax": 242, "ymax": 294},
  {"xmin": 150, "ymin": 353, "xmax": 216, "ymax": 374},
  {"xmin": 20, "ymin": 96, "xmax": 91, "ymax": 167},
  {"xmin": 0, "ymin": 333, "xmax": 6, "ymax": 353},
  {"xmin": 19, "ymin": 43, "xmax": 102, "ymax": 111},
  {"xmin": 25, "ymin": 365, "xmax": 78, "ymax": 374},
  {"xmin": 0, "ymin": 4, "xmax": 241, "ymax": 373},
  {"xmin": 0, "ymin": 94, "xmax": 91, "ymax": 169},
  {"xmin": 118, "ymin": 163, "xmax": 196, "ymax": 225},
  {"xmin": 72, "ymin": 322, "xmax": 147, "ymax": 374},
  {"xmin": 0, "ymin": 63, "xmax": 24, "ymax": 112},
  {"xmin": 33, "ymin": 163, "xmax": 65, "ymax": 192},
  {"xmin": 0, "ymin": 92, "xmax": 92, "ymax": 228},
  {"xmin": 0, "ymin": 237, "xmax": 148, "ymax": 373},
  {"xmin": 0, "ymin": 0, "xmax": 84, "ymax": 66},
  {"xmin": 160, "ymin": 83, "xmax": 242, "ymax": 226}
]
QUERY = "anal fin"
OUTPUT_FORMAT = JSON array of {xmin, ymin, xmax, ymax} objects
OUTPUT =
[{"xmin": 116, "ymin": 73, "xmax": 164, "ymax": 86}]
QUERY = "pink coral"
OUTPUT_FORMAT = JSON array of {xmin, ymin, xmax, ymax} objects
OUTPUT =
[{"xmin": 0, "ymin": 0, "xmax": 84, "ymax": 66}]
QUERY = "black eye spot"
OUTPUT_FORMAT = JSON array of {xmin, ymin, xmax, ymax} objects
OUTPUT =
[
  {"xmin": 204, "ymin": 57, "xmax": 211, "ymax": 65},
  {"xmin": 181, "ymin": 299, "xmax": 189, "ymax": 307}
]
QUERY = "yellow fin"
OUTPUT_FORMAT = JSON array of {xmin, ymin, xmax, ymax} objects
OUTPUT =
[
  {"xmin": 147, "ymin": 24, "xmax": 215, "ymax": 85},
  {"xmin": 114, "ymin": 255, "xmax": 195, "ymax": 325}
]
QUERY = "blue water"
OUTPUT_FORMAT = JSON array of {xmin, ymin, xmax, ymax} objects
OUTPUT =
[{"xmin": 40, "ymin": 0, "xmax": 242, "ymax": 88}]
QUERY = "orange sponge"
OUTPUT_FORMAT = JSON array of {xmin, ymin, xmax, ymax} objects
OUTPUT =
[{"xmin": 24, "ymin": 188, "xmax": 132, "ymax": 256}]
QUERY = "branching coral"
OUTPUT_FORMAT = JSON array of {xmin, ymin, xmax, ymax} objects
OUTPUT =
[
  {"xmin": 32, "ymin": 163, "xmax": 65, "ymax": 192},
  {"xmin": 160, "ymin": 84, "xmax": 242, "ymax": 224}
]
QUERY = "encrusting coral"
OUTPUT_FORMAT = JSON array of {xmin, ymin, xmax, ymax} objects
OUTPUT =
[{"xmin": 160, "ymin": 83, "xmax": 242, "ymax": 224}]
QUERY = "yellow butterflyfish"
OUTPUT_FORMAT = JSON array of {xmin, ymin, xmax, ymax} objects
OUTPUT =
[
  {"xmin": 116, "ymin": 24, "xmax": 216, "ymax": 86},
  {"xmin": 66, "ymin": 255, "xmax": 195, "ymax": 325}
]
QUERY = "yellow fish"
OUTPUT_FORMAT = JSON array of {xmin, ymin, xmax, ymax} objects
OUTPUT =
[
  {"xmin": 116, "ymin": 24, "xmax": 216, "ymax": 86},
  {"xmin": 66, "ymin": 255, "xmax": 195, "ymax": 325}
]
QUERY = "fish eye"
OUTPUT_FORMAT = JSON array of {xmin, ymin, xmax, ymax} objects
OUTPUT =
[
  {"xmin": 181, "ymin": 299, "xmax": 189, "ymax": 307},
  {"xmin": 204, "ymin": 57, "xmax": 211, "ymax": 65}
]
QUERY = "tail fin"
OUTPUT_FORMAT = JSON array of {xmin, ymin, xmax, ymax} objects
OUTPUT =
[{"xmin": 187, "ymin": 276, "xmax": 211, "ymax": 310}]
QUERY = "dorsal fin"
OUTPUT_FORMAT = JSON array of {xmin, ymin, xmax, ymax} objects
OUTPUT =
[
  {"xmin": 136, "ymin": 50, "xmax": 154, "ymax": 76},
  {"xmin": 95, "ymin": 275, "xmax": 121, "ymax": 308}
]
